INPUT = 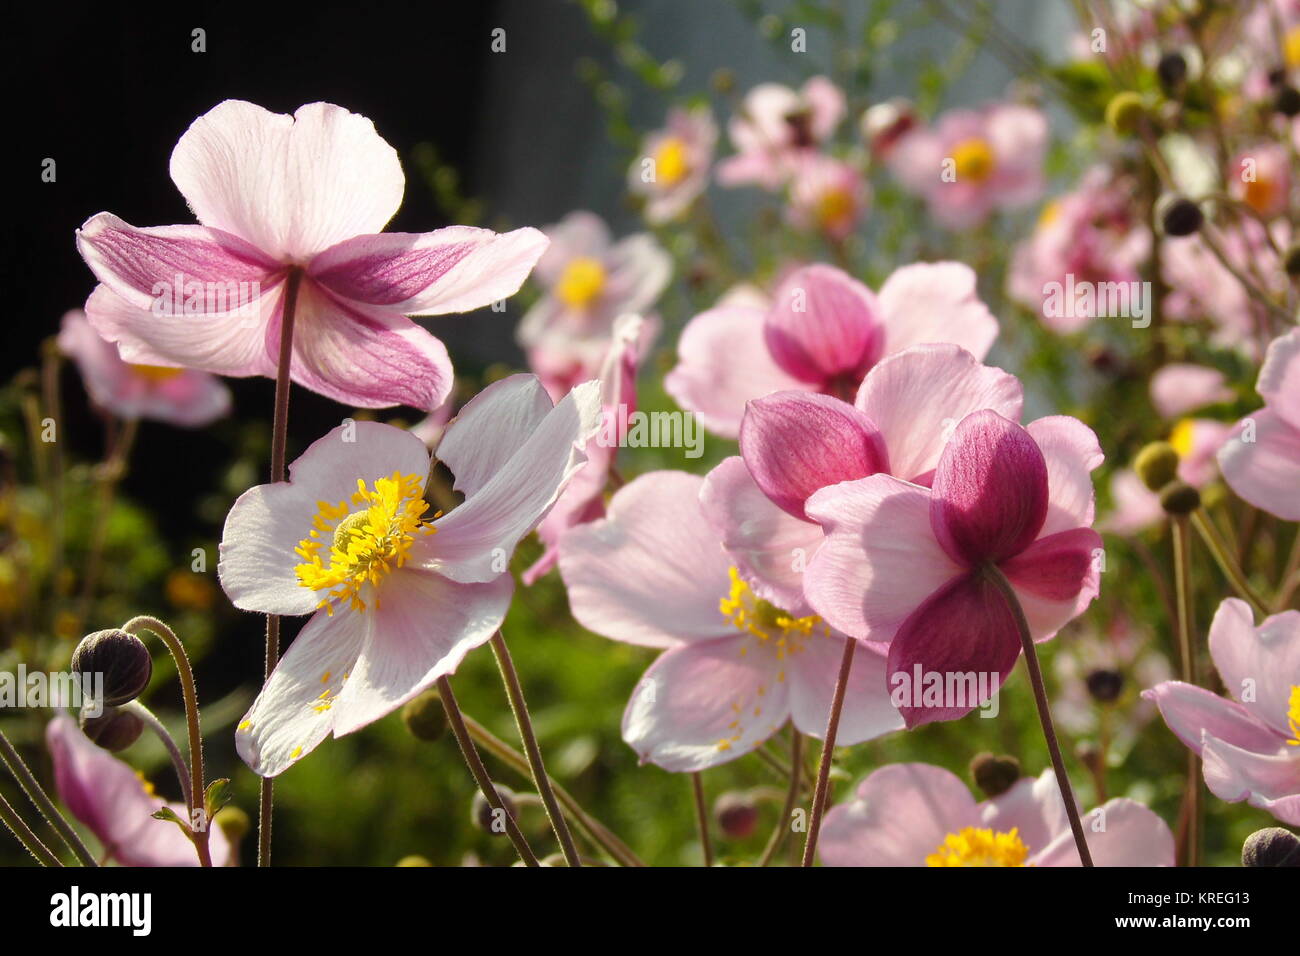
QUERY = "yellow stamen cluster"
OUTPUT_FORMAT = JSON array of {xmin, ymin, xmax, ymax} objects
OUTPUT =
[
  {"xmin": 653, "ymin": 136, "xmax": 691, "ymax": 186},
  {"xmin": 556, "ymin": 257, "xmax": 607, "ymax": 309},
  {"xmin": 1287, "ymin": 686, "xmax": 1300, "ymax": 747},
  {"xmin": 951, "ymin": 137, "xmax": 996, "ymax": 183},
  {"xmin": 926, "ymin": 826, "xmax": 1029, "ymax": 867},
  {"xmin": 1285, "ymin": 25, "xmax": 1300, "ymax": 70},
  {"xmin": 129, "ymin": 363, "xmax": 185, "ymax": 383},
  {"xmin": 815, "ymin": 188, "xmax": 856, "ymax": 233},
  {"xmin": 1169, "ymin": 418, "xmax": 1196, "ymax": 460},
  {"xmin": 294, "ymin": 471, "xmax": 433, "ymax": 613}
]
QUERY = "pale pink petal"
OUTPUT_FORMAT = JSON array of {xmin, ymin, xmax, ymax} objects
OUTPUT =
[
  {"xmin": 739, "ymin": 391, "xmax": 888, "ymax": 519},
  {"xmin": 819, "ymin": 764, "xmax": 979, "ymax": 866},
  {"xmin": 1218, "ymin": 409, "xmax": 1300, "ymax": 520},
  {"xmin": 331, "ymin": 570, "xmax": 513, "ymax": 735},
  {"xmin": 804, "ymin": 474, "xmax": 964, "ymax": 640},
  {"xmin": 558, "ymin": 471, "xmax": 733, "ymax": 648},
  {"xmin": 1207, "ymin": 598, "xmax": 1300, "ymax": 738},
  {"xmin": 1143, "ymin": 681, "xmax": 1282, "ymax": 756},
  {"xmin": 764, "ymin": 265, "xmax": 883, "ymax": 385},
  {"xmin": 665, "ymin": 305, "xmax": 809, "ymax": 438},
  {"xmin": 1150, "ymin": 364, "xmax": 1233, "ymax": 419},
  {"xmin": 283, "ymin": 279, "xmax": 453, "ymax": 410},
  {"xmin": 1025, "ymin": 416, "xmax": 1103, "ymax": 538},
  {"xmin": 788, "ymin": 637, "xmax": 904, "ymax": 744},
  {"xmin": 308, "ymin": 226, "xmax": 547, "ymax": 316},
  {"xmin": 979, "ymin": 771, "xmax": 1069, "ymax": 857},
  {"xmin": 435, "ymin": 374, "xmax": 554, "ymax": 498},
  {"xmin": 417, "ymin": 381, "xmax": 601, "ymax": 582},
  {"xmin": 699, "ymin": 456, "xmax": 824, "ymax": 613},
  {"xmin": 855, "ymin": 344, "xmax": 1022, "ymax": 483},
  {"xmin": 1257, "ymin": 328, "xmax": 1300, "ymax": 430},
  {"xmin": 1201, "ymin": 733, "xmax": 1300, "ymax": 824},
  {"xmin": 1030, "ymin": 798, "xmax": 1175, "ymax": 867},
  {"xmin": 234, "ymin": 606, "xmax": 368, "ymax": 777},
  {"xmin": 1102, "ymin": 469, "xmax": 1163, "ymax": 535},
  {"xmin": 622, "ymin": 633, "xmax": 790, "ymax": 772},
  {"xmin": 874, "ymin": 262, "xmax": 999, "ymax": 359},
  {"xmin": 76, "ymin": 213, "xmax": 280, "ymax": 313},
  {"xmin": 169, "ymin": 100, "xmax": 404, "ymax": 260},
  {"xmin": 803, "ymin": 75, "xmax": 846, "ymax": 141}
]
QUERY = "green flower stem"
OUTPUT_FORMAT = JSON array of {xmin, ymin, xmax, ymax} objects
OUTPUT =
[
  {"xmin": 801, "ymin": 637, "xmax": 856, "ymax": 867},
  {"xmin": 0, "ymin": 728, "xmax": 97, "ymax": 866},
  {"xmin": 983, "ymin": 563, "xmax": 1094, "ymax": 867},
  {"xmin": 121, "ymin": 616, "xmax": 211, "ymax": 867},
  {"xmin": 0, "ymin": 787, "xmax": 62, "ymax": 866},
  {"xmin": 489, "ymin": 631, "xmax": 581, "ymax": 867},
  {"xmin": 758, "ymin": 731, "xmax": 803, "ymax": 867},
  {"xmin": 691, "ymin": 772, "xmax": 713, "ymax": 867},
  {"xmin": 436, "ymin": 675, "xmax": 540, "ymax": 867},
  {"xmin": 1190, "ymin": 510, "xmax": 1268, "ymax": 617},
  {"xmin": 121, "ymin": 700, "xmax": 191, "ymax": 810},
  {"xmin": 1171, "ymin": 517, "xmax": 1202, "ymax": 867}
]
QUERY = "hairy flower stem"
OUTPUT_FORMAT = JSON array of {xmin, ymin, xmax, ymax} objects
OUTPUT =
[
  {"xmin": 456, "ymin": 710, "xmax": 644, "ymax": 866},
  {"xmin": 759, "ymin": 731, "xmax": 804, "ymax": 867},
  {"xmin": 691, "ymin": 772, "xmax": 713, "ymax": 867},
  {"xmin": 801, "ymin": 637, "xmax": 856, "ymax": 867},
  {"xmin": 121, "ymin": 700, "xmax": 192, "ymax": 810},
  {"xmin": 1190, "ymin": 510, "xmax": 1268, "ymax": 617},
  {"xmin": 259, "ymin": 266, "xmax": 303, "ymax": 868},
  {"xmin": 0, "ymin": 788, "xmax": 62, "ymax": 866},
  {"xmin": 983, "ymin": 563, "xmax": 1094, "ymax": 866},
  {"xmin": 0, "ymin": 729, "xmax": 97, "ymax": 866},
  {"xmin": 436, "ymin": 675, "xmax": 540, "ymax": 866},
  {"xmin": 123, "ymin": 616, "xmax": 211, "ymax": 867},
  {"xmin": 1171, "ymin": 517, "xmax": 1201, "ymax": 867},
  {"xmin": 489, "ymin": 631, "xmax": 581, "ymax": 867}
]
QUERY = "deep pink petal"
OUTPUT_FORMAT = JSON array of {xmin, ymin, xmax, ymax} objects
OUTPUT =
[
  {"xmin": 764, "ymin": 265, "xmax": 883, "ymax": 385},
  {"xmin": 999, "ymin": 528, "xmax": 1101, "ymax": 602},
  {"xmin": 930, "ymin": 410, "xmax": 1048, "ymax": 565},
  {"xmin": 739, "ymin": 390, "xmax": 888, "ymax": 520}
]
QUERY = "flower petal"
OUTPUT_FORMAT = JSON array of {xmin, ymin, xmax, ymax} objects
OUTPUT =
[
  {"xmin": 559, "ymin": 471, "xmax": 733, "ymax": 648},
  {"xmin": 819, "ymin": 764, "xmax": 979, "ymax": 866},
  {"xmin": 436, "ymin": 374, "xmax": 554, "ymax": 498},
  {"xmin": 855, "ymin": 344, "xmax": 1023, "ymax": 483},
  {"xmin": 998, "ymin": 527, "xmax": 1102, "ymax": 640},
  {"xmin": 665, "ymin": 305, "xmax": 808, "ymax": 439},
  {"xmin": 1207, "ymin": 597, "xmax": 1300, "ymax": 738},
  {"xmin": 804, "ymin": 474, "xmax": 964, "ymax": 641},
  {"xmin": 875, "ymin": 261, "xmax": 998, "ymax": 359},
  {"xmin": 739, "ymin": 391, "xmax": 888, "ymax": 520},
  {"xmin": 1025, "ymin": 416, "xmax": 1103, "ymax": 537},
  {"xmin": 169, "ymin": 100, "xmax": 404, "ymax": 260},
  {"xmin": 1218, "ymin": 408, "xmax": 1300, "ymax": 520},
  {"xmin": 1201, "ymin": 732, "xmax": 1300, "ymax": 824},
  {"xmin": 930, "ymin": 410, "xmax": 1048, "ymax": 565},
  {"xmin": 979, "ymin": 771, "xmax": 1070, "ymax": 857},
  {"xmin": 331, "ymin": 570, "xmax": 513, "ymax": 735},
  {"xmin": 234, "ymin": 605, "xmax": 368, "ymax": 778},
  {"xmin": 622, "ymin": 634, "xmax": 789, "ymax": 772},
  {"xmin": 1256, "ymin": 328, "xmax": 1300, "ymax": 431},
  {"xmin": 764, "ymin": 265, "xmax": 883, "ymax": 384},
  {"xmin": 1142, "ymin": 681, "xmax": 1281, "ymax": 756},
  {"xmin": 788, "ymin": 637, "xmax": 904, "ymax": 744},
  {"xmin": 1030, "ymin": 798, "xmax": 1175, "ymax": 867},
  {"xmin": 308, "ymin": 225, "xmax": 548, "ymax": 315}
]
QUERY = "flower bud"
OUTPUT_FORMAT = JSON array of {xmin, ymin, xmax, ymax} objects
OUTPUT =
[
  {"xmin": 970, "ymin": 752, "xmax": 1021, "ymax": 798},
  {"xmin": 1160, "ymin": 197, "xmax": 1203, "ymax": 237},
  {"xmin": 1105, "ymin": 92, "xmax": 1146, "ymax": 134},
  {"xmin": 714, "ymin": 792, "xmax": 760, "ymax": 840},
  {"xmin": 401, "ymin": 688, "xmax": 447, "ymax": 742},
  {"xmin": 1275, "ymin": 85, "xmax": 1300, "ymax": 118},
  {"xmin": 471, "ymin": 785, "xmax": 518, "ymax": 835},
  {"xmin": 1241, "ymin": 827, "xmax": 1300, "ymax": 866},
  {"xmin": 70, "ymin": 628, "xmax": 152, "ymax": 707},
  {"xmin": 1085, "ymin": 668, "xmax": 1124, "ymax": 703},
  {"xmin": 1284, "ymin": 243, "xmax": 1300, "ymax": 277},
  {"xmin": 1159, "ymin": 479, "xmax": 1201, "ymax": 515},
  {"xmin": 1156, "ymin": 52, "xmax": 1187, "ymax": 95},
  {"xmin": 1134, "ymin": 441, "xmax": 1180, "ymax": 491},
  {"xmin": 396, "ymin": 855, "xmax": 433, "ymax": 867},
  {"xmin": 80, "ymin": 705, "xmax": 144, "ymax": 752}
]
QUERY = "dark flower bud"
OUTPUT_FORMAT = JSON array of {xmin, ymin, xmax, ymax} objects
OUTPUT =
[
  {"xmin": 400, "ymin": 688, "xmax": 447, "ymax": 742},
  {"xmin": 1135, "ymin": 441, "xmax": 1180, "ymax": 491},
  {"xmin": 70, "ymin": 629, "xmax": 152, "ymax": 707},
  {"xmin": 1267, "ymin": 68, "xmax": 1287, "ymax": 88},
  {"xmin": 471, "ymin": 785, "xmax": 518, "ymax": 835},
  {"xmin": 80, "ymin": 705, "xmax": 144, "ymax": 752},
  {"xmin": 1085, "ymin": 668, "xmax": 1124, "ymax": 703},
  {"xmin": 714, "ymin": 792, "xmax": 760, "ymax": 840},
  {"xmin": 970, "ymin": 752, "xmax": 1021, "ymax": 798},
  {"xmin": 1284, "ymin": 243, "xmax": 1300, "ymax": 277},
  {"xmin": 1241, "ymin": 827, "xmax": 1300, "ymax": 866},
  {"xmin": 1275, "ymin": 85, "xmax": 1300, "ymax": 117},
  {"xmin": 1156, "ymin": 52, "xmax": 1187, "ymax": 95},
  {"xmin": 1159, "ymin": 480, "xmax": 1202, "ymax": 515},
  {"xmin": 1160, "ymin": 197, "xmax": 1203, "ymax": 237}
]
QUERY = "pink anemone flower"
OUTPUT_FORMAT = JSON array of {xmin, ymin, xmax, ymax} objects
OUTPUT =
[
  {"xmin": 889, "ymin": 102, "xmax": 1048, "ymax": 230},
  {"xmin": 820, "ymin": 763, "xmax": 1174, "ymax": 866},
  {"xmin": 628, "ymin": 105, "xmax": 717, "ymax": 225},
  {"xmin": 58, "ymin": 309, "xmax": 230, "ymax": 427},
  {"xmin": 785, "ymin": 155, "xmax": 869, "ymax": 240},
  {"xmin": 666, "ymin": 261, "xmax": 998, "ymax": 438},
  {"xmin": 76, "ymin": 100, "xmax": 547, "ymax": 412},
  {"xmin": 717, "ymin": 76, "xmax": 846, "ymax": 190},
  {"xmin": 1144, "ymin": 598, "xmax": 1300, "ymax": 826},
  {"xmin": 1218, "ymin": 328, "xmax": 1300, "ymax": 520},
  {"xmin": 803, "ymin": 409, "xmax": 1104, "ymax": 727},
  {"xmin": 557, "ymin": 470, "xmax": 902, "ymax": 772},
  {"xmin": 47, "ymin": 714, "xmax": 232, "ymax": 867},
  {"xmin": 220, "ymin": 375, "xmax": 600, "ymax": 776},
  {"xmin": 1149, "ymin": 364, "xmax": 1233, "ymax": 419}
]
